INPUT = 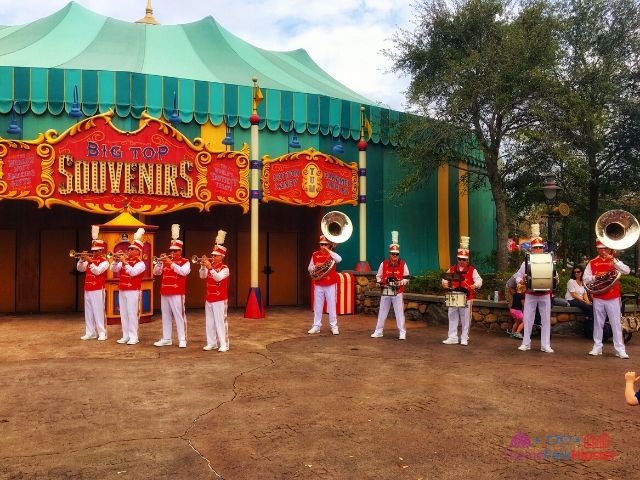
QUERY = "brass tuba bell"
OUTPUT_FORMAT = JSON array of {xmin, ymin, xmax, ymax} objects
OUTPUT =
[
  {"xmin": 320, "ymin": 211, "xmax": 353, "ymax": 244},
  {"xmin": 595, "ymin": 209, "xmax": 640, "ymax": 251}
]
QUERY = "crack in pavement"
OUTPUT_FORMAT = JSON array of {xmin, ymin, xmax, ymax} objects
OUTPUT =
[{"xmin": 180, "ymin": 350, "xmax": 276, "ymax": 478}]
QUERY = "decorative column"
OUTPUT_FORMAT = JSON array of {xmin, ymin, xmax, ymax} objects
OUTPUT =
[
  {"xmin": 355, "ymin": 106, "xmax": 371, "ymax": 271},
  {"xmin": 244, "ymin": 77, "xmax": 265, "ymax": 318}
]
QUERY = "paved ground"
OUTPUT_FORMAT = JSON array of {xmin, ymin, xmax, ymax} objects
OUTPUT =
[{"xmin": 0, "ymin": 307, "xmax": 639, "ymax": 480}]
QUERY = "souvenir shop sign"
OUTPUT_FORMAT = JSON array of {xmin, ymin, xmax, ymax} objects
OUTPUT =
[
  {"xmin": 261, "ymin": 148, "xmax": 358, "ymax": 207},
  {"xmin": 0, "ymin": 111, "xmax": 249, "ymax": 214}
]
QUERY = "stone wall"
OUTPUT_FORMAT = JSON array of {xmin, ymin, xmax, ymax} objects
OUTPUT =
[{"xmin": 351, "ymin": 271, "xmax": 635, "ymax": 335}]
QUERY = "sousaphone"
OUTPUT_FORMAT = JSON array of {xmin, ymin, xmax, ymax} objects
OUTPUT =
[
  {"xmin": 310, "ymin": 211, "xmax": 353, "ymax": 280},
  {"xmin": 585, "ymin": 209, "xmax": 640, "ymax": 295}
]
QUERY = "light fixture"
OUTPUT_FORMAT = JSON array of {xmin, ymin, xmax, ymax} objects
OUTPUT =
[
  {"xmin": 542, "ymin": 175, "xmax": 562, "ymax": 201},
  {"xmin": 330, "ymin": 125, "xmax": 344, "ymax": 155},
  {"xmin": 69, "ymin": 85, "xmax": 83, "ymax": 120},
  {"xmin": 7, "ymin": 101, "xmax": 22, "ymax": 136},
  {"xmin": 287, "ymin": 120, "xmax": 301, "ymax": 153},
  {"xmin": 222, "ymin": 115, "xmax": 234, "ymax": 150},
  {"xmin": 168, "ymin": 91, "xmax": 181, "ymax": 125}
]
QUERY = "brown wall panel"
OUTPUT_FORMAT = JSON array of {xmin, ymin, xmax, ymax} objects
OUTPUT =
[
  {"xmin": 40, "ymin": 229, "xmax": 77, "ymax": 311},
  {"xmin": 0, "ymin": 230, "xmax": 16, "ymax": 312}
]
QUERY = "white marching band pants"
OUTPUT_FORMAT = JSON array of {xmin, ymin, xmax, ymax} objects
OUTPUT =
[
  {"xmin": 447, "ymin": 304, "xmax": 471, "ymax": 342},
  {"xmin": 312, "ymin": 283, "xmax": 338, "ymax": 328},
  {"xmin": 522, "ymin": 293, "xmax": 551, "ymax": 348},
  {"xmin": 205, "ymin": 300, "xmax": 229, "ymax": 349},
  {"xmin": 119, "ymin": 290, "xmax": 141, "ymax": 342},
  {"xmin": 84, "ymin": 289, "xmax": 106, "ymax": 338},
  {"xmin": 161, "ymin": 294, "xmax": 187, "ymax": 342},
  {"xmin": 375, "ymin": 294, "xmax": 406, "ymax": 335},
  {"xmin": 593, "ymin": 297, "xmax": 626, "ymax": 354}
]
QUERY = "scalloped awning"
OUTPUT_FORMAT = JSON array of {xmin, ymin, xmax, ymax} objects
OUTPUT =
[{"xmin": 0, "ymin": 2, "xmax": 403, "ymax": 145}]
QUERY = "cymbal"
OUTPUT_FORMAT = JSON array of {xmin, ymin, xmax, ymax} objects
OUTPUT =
[{"xmin": 441, "ymin": 271, "xmax": 464, "ymax": 281}]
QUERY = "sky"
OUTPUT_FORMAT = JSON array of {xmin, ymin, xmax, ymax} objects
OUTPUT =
[{"xmin": 0, "ymin": 0, "xmax": 413, "ymax": 111}]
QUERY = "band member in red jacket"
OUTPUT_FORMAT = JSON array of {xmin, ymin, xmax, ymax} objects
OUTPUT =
[
  {"xmin": 515, "ymin": 224, "xmax": 555, "ymax": 353},
  {"xmin": 153, "ymin": 225, "xmax": 191, "ymax": 348},
  {"xmin": 371, "ymin": 231, "xmax": 410, "ymax": 340},
  {"xmin": 76, "ymin": 226, "xmax": 109, "ymax": 341},
  {"xmin": 199, "ymin": 230, "xmax": 230, "ymax": 352},
  {"xmin": 307, "ymin": 234, "xmax": 342, "ymax": 335},
  {"xmin": 584, "ymin": 240, "xmax": 631, "ymax": 358},
  {"xmin": 442, "ymin": 236, "xmax": 482, "ymax": 346},
  {"xmin": 110, "ymin": 228, "xmax": 146, "ymax": 345}
]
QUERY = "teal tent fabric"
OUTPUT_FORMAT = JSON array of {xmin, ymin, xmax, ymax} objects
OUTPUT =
[{"xmin": 0, "ymin": 2, "xmax": 403, "ymax": 146}]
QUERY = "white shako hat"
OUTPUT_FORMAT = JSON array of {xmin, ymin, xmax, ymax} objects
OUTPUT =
[
  {"xmin": 130, "ymin": 228, "xmax": 145, "ymax": 251},
  {"xmin": 530, "ymin": 224, "xmax": 544, "ymax": 247},
  {"xmin": 90, "ymin": 225, "xmax": 106, "ymax": 251},
  {"xmin": 169, "ymin": 224, "xmax": 183, "ymax": 250},
  {"xmin": 212, "ymin": 230, "xmax": 227, "ymax": 256},
  {"xmin": 457, "ymin": 236, "xmax": 470, "ymax": 259},
  {"xmin": 389, "ymin": 231, "xmax": 400, "ymax": 254}
]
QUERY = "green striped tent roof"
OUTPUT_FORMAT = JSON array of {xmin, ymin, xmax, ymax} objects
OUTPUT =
[{"xmin": 0, "ymin": 2, "xmax": 402, "ymax": 144}]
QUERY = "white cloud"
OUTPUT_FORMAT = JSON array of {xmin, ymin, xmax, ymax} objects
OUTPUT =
[{"xmin": 0, "ymin": 0, "xmax": 412, "ymax": 110}]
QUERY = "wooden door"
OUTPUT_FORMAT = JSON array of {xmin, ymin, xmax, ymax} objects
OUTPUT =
[
  {"xmin": 40, "ymin": 229, "xmax": 77, "ymax": 311},
  {"xmin": 0, "ymin": 230, "xmax": 16, "ymax": 312},
  {"xmin": 237, "ymin": 231, "xmax": 266, "ymax": 307},
  {"xmin": 268, "ymin": 232, "xmax": 298, "ymax": 305}
]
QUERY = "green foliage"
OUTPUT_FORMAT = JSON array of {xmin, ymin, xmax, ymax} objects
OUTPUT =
[{"xmin": 620, "ymin": 276, "xmax": 640, "ymax": 297}]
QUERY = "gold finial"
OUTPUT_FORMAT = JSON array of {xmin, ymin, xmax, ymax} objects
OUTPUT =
[{"xmin": 135, "ymin": 0, "xmax": 160, "ymax": 25}]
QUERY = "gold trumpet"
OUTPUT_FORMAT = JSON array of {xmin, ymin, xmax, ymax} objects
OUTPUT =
[
  {"xmin": 153, "ymin": 253, "xmax": 171, "ymax": 265},
  {"xmin": 191, "ymin": 254, "xmax": 214, "ymax": 264},
  {"xmin": 69, "ymin": 249, "xmax": 93, "ymax": 260},
  {"xmin": 106, "ymin": 251, "xmax": 128, "ymax": 262}
]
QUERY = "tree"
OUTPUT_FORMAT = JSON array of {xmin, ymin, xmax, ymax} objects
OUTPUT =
[
  {"xmin": 387, "ymin": 0, "xmax": 562, "ymax": 271},
  {"xmin": 542, "ymin": 0, "xmax": 640, "ymax": 253}
]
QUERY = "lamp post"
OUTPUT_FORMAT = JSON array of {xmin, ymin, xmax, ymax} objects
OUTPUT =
[
  {"xmin": 542, "ymin": 175, "xmax": 562, "ymax": 254},
  {"xmin": 287, "ymin": 120, "xmax": 301, "ymax": 153}
]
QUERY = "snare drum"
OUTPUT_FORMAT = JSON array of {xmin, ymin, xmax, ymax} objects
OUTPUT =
[
  {"xmin": 381, "ymin": 285, "xmax": 398, "ymax": 296},
  {"xmin": 445, "ymin": 291, "xmax": 467, "ymax": 308},
  {"xmin": 525, "ymin": 253, "xmax": 556, "ymax": 291}
]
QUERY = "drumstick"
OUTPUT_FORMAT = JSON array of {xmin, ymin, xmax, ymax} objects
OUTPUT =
[{"xmin": 636, "ymin": 376, "xmax": 640, "ymax": 382}]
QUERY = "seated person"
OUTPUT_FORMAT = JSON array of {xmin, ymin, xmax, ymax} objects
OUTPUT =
[
  {"xmin": 565, "ymin": 265, "xmax": 593, "ymax": 318},
  {"xmin": 508, "ymin": 283, "xmax": 525, "ymax": 339},
  {"xmin": 625, "ymin": 371, "xmax": 640, "ymax": 406}
]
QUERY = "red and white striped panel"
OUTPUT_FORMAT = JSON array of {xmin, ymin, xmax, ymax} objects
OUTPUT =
[{"xmin": 310, "ymin": 272, "xmax": 355, "ymax": 315}]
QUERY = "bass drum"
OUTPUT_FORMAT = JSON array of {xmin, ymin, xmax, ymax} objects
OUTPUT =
[{"xmin": 525, "ymin": 253, "xmax": 557, "ymax": 291}]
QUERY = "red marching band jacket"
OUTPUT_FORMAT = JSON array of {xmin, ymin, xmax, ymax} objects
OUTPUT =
[
  {"xmin": 159, "ymin": 258, "xmax": 189, "ymax": 295},
  {"xmin": 382, "ymin": 259, "xmax": 407, "ymax": 294},
  {"xmin": 205, "ymin": 264, "xmax": 229, "ymax": 303},
  {"xmin": 447, "ymin": 265, "xmax": 477, "ymax": 300},
  {"xmin": 118, "ymin": 259, "xmax": 144, "ymax": 291},
  {"xmin": 84, "ymin": 256, "xmax": 107, "ymax": 291},
  {"xmin": 312, "ymin": 250, "xmax": 338, "ymax": 286},
  {"xmin": 588, "ymin": 257, "xmax": 621, "ymax": 300}
]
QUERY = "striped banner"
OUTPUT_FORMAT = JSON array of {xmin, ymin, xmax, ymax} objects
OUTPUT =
[{"xmin": 311, "ymin": 272, "xmax": 355, "ymax": 315}]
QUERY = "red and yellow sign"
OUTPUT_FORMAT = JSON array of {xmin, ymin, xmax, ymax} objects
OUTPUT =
[
  {"xmin": 0, "ymin": 111, "xmax": 249, "ymax": 214},
  {"xmin": 262, "ymin": 148, "xmax": 357, "ymax": 207}
]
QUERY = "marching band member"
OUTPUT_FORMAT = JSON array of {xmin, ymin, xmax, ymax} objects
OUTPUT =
[
  {"xmin": 153, "ymin": 224, "xmax": 191, "ymax": 348},
  {"xmin": 371, "ymin": 231, "xmax": 410, "ymax": 340},
  {"xmin": 307, "ymin": 234, "xmax": 342, "ymax": 335},
  {"xmin": 76, "ymin": 226, "xmax": 109, "ymax": 341},
  {"xmin": 110, "ymin": 228, "xmax": 146, "ymax": 345},
  {"xmin": 516, "ymin": 224, "xmax": 554, "ymax": 353},
  {"xmin": 442, "ymin": 236, "xmax": 482, "ymax": 346},
  {"xmin": 199, "ymin": 230, "xmax": 230, "ymax": 352},
  {"xmin": 583, "ymin": 240, "xmax": 630, "ymax": 358}
]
